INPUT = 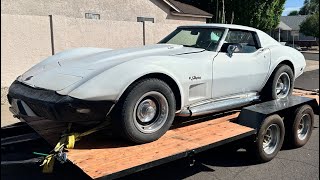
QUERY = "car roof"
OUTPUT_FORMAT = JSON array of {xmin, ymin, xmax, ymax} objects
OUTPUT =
[
  {"xmin": 178, "ymin": 23, "xmax": 259, "ymax": 32},
  {"xmin": 178, "ymin": 23, "xmax": 281, "ymax": 48}
]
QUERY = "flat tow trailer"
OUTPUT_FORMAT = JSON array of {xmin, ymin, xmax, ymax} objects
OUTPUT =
[{"xmin": 1, "ymin": 92, "xmax": 319, "ymax": 180}]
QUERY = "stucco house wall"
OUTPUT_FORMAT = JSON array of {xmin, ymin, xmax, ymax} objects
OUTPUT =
[
  {"xmin": 1, "ymin": 0, "xmax": 210, "ymax": 104},
  {"xmin": 1, "ymin": 14, "xmax": 52, "ymax": 103},
  {"xmin": 52, "ymin": 16, "xmax": 144, "ymax": 53},
  {"xmin": 1, "ymin": 0, "xmax": 206, "ymax": 24}
]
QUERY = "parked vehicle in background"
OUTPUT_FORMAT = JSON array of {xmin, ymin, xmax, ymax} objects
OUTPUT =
[{"xmin": 285, "ymin": 42, "xmax": 302, "ymax": 51}]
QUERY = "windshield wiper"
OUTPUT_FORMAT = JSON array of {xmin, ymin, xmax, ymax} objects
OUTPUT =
[
  {"xmin": 182, "ymin": 45, "xmax": 194, "ymax": 47},
  {"xmin": 182, "ymin": 45, "xmax": 205, "ymax": 50}
]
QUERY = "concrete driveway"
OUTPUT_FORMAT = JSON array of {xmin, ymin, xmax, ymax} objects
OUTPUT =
[
  {"xmin": 295, "ymin": 55, "xmax": 319, "ymax": 91},
  {"xmin": 302, "ymin": 52, "xmax": 319, "ymax": 61},
  {"xmin": 295, "ymin": 69, "xmax": 319, "ymax": 90}
]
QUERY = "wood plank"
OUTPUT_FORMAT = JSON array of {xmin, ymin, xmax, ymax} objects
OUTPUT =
[
  {"xmin": 66, "ymin": 113, "xmax": 239, "ymax": 159},
  {"xmin": 75, "ymin": 122, "xmax": 246, "ymax": 171},
  {"xmin": 293, "ymin": 90, "xmax": 319, "ymax": 104},
  {"xmin": 300, "ymin": 95, "xmax": 319, "ymax": 104},
  {"xmin": 67, "ymin": 117, "xmax": 253, "ymax": 179}
]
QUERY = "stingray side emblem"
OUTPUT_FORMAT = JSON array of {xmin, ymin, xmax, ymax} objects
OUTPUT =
[{"xmin": 189, "ymin": 76, "xmax": 201, "ymax": 81}]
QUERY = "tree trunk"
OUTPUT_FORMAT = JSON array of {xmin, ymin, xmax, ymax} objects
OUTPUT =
[
  {"xmin": 222, "ymin": 0, "xmax": 225, "ymax": 23},
  {"xmin": 215, "ymin": 0, "xmax": 219, "ymax": 23},
  {"xmin": 230, "ymin": 11, "xmax": 234, "ymax": 24}
]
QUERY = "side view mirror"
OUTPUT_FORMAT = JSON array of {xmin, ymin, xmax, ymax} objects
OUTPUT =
[{"xmin": 227, "ymin": 45, "xmax": 237, "ymax": 57}]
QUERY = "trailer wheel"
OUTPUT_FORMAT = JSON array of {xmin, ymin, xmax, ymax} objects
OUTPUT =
[
  {"xmin": 248, "ymin": 114, "xmax": 285, "ymax": 162},
  {"xmin": 286, "ymin": 105, "xmax": 314, "ymax": 148}
]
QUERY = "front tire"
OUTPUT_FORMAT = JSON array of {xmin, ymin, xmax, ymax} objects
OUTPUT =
[
  {"xmin": 112, "ymin": 78, "xmax": 176, "ymax": 144},
  {"xmin": 262, "ymin": 65, "xmax": 294, "ymax": 100}
]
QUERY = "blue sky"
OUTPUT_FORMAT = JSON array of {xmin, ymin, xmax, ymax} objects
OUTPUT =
[{"xmin": 282, "ymin": 0, "xmax": 304, "ymax": 15}]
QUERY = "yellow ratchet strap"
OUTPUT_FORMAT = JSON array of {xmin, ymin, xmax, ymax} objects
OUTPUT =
[
  {"xmin": 40, "ymin": 120, "xmax": 111, "ymax": 173},
  {"xmin": 40, "ymin": 154, "xmax": 55, "ymax": 173}
]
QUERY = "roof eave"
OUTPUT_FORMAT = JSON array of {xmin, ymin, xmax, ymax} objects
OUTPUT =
[
  {"xmin": 277, "ymin": 21, "xmax": 292, "ymax": 31},
  {"xmin": 162, "ymin": 0, "xmax": 181, "ymax": 13},
  {"xmin": 171, "ymin": 11, "xmax": 213, "ymax": 18}
]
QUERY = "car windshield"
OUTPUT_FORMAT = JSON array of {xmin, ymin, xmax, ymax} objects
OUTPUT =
[{"xmin": 158, "ymin": 27, "xmax": 225, "ymax": 51}]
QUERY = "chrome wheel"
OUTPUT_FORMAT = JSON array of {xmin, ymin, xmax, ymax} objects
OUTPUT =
[
  {"xmin": 275, "ymin": 72, "xmax": 291, "ymax": 99},
  {"xmin": 263, "ymin": 124, "xmax": 281, "ymax": 155},
  {"xmin": 133, "ymin": 91, "xmax": 169, "ymax": 133},
  {"xmin": 297, "ymin": 114, "xmax": 311, "ymax": 141}
]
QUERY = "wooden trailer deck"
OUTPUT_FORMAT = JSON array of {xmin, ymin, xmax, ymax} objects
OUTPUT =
[
  {"xmin": 67, "ymin": 113, "xmax": 254, "ymax": 179},
  {"xmin": 25, "ymin": 112, "xmax": 255, "ymax": 179},
  {"xmin": 19, "ymin": 91, "xmax": 318, "ymax": 180}
]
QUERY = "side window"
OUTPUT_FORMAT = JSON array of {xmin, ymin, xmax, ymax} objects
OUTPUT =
[{"xmin": 221, "ymin": 30, "xmax": 259, "ymax": 53}]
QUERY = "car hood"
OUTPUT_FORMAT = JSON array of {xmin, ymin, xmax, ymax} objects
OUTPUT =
[{"xmin": 19, "ymin": 44, "xmax": 203, "ymax": 91}]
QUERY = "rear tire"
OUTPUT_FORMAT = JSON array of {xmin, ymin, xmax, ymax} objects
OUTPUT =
[
  {"xmin": 261, "ymin": 65, "xmax": 294, "ymax": 101},
  {"xmin": 285, "ymin": 105, "xmax": 314, "ymax": 148},
  {"xmin": 112, "ymin": 78, "xmax": 176, "ymax": 144}
]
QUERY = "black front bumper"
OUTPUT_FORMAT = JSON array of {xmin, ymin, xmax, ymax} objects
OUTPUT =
[{"xmin": 7, "ymin": 81, "xmax": 114, "ymax": 122}]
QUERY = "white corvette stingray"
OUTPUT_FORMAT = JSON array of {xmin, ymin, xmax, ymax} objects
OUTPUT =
[{"xmin": 8, "ymin": 24, "xmax": 306, "ymax": 143}]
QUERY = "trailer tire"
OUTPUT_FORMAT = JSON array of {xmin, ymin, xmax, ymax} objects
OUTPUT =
[
  {"xmin": 112, "ymin": 78, "xmax": 176, "ymax": 144},
  {"xmin": 248, "ymin": 114, "xmax": 285, "ymax": 162},
  {"xmin": 286, "ymin": 105, "xmax": 314, "ymax": 148}
]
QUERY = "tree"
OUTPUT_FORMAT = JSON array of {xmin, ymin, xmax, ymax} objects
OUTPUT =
[
  {"xmin": 300, "ymin": 0, "xmax": 311, "ymax": 14},
  {"xmin": 300, "ymin": 13, "xmax": 319, "ymax": 45},
  {"xmin": 299, "ymin": 0, "xmax": 319, "ymax": 15},
  {"xmin": 223, "ymin": 0, "xmax": 286, "ymax": 31},
  {"xmin": 178, "ymin": 0, "xmax": 286, "ymax": 31},
  {"xmin": 288, "ymin": 10, "xmax": 299, "ymax": 16}
]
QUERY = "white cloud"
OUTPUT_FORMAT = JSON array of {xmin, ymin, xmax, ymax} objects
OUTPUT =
[{"xmin": 282, "ymin": 7, "xmax": 301, "ymax": 16}]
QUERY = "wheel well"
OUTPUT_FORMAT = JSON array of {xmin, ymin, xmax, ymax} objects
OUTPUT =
[
  {"xmin": 261, "ymin": 60, "xmax": 295, "ymax": 96},
  {"xmin": 278, "ymin": 60, "xmax": 295, "ymax": 76},
  {"xmin": 126, "ymin": 73, "xmax": 182, "ymax": 110}
]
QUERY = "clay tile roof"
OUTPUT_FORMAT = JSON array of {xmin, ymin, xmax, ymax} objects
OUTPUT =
[{"xmin": 163, "ymin": 0, "xmax": 213, "ymax": 18}]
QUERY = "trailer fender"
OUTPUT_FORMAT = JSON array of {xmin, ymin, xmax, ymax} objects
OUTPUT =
[{"xmin": 237, "ymin": 95, "xmax": 319, "ymax": 132}]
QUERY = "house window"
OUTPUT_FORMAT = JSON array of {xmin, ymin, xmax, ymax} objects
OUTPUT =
[{"xmin": 85, "ymin": 13, "xmax": 100, "ymax": 20}]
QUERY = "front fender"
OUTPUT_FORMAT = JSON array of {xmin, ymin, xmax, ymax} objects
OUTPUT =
[
  {"xmin": 67, "ymin": 55, "xmax": 213, "ymax": 109},
  {"xmin": 67, "ymin": 56, "xmax": 186, "ymax": 107}
]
